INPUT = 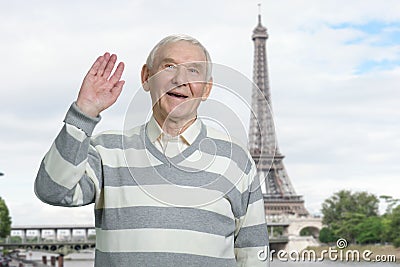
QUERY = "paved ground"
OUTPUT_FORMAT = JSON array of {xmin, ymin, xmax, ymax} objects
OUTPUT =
[
  {"xmin": 9, "ymin": 258, "xmax": 20, "ymax": 266},
  {"xmin": 8, "ymin": 258, "xmax": 38, "ymax": 267}
]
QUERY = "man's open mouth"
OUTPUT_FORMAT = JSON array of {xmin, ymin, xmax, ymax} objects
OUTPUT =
[{"xmin": 166, "ymin": 92, "xmax": 188, "ymax": 98}]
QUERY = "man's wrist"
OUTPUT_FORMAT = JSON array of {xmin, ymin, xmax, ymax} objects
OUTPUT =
[
  {"xmin": 64, "ymin": 102, "xmax": 101, "ymax": 136},
  {"xmin": 75, "ymin": 100, "xmax": 101, "ymax": 118}
]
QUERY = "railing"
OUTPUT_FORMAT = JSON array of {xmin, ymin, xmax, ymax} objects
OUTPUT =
[
  {"xmin": 1, "ymin": 240, "xmax": 95, "ymax": 255},
  {"xmin": 269, "ymin": 236, "xmax": 289, "ymax": 244}
]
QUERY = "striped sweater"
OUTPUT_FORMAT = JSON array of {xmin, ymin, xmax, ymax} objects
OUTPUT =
[{"xmin": 35, "ymin": 103, "xmax": 269, "ymax": 266}]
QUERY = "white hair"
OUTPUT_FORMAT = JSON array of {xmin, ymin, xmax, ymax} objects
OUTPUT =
[{"xmin": 146, "ymin": 34, "xmax": 212, "ymax": 80}]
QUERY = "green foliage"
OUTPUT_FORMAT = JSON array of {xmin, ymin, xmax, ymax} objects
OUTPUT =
[
  {"xmin": 322, "ymin": 190, "xmax": 379, "ymax": 226},
  {"xmin": 334, "ymin": 212, "xmax": 366, "ymax": 243},
  {"xmin": 321, "ymin": 190, "xmax": 381, "ymax": 244},
  {"xmin": 300, "ymin": 227, "xmax": 319, "ymax": 238},
  {"xmin": 26, "ymin": 236, "xmax": 39, "ymax": 243},
  {"xmin": 355, "ymin": 216, "xmax": 383, "ymax": 244},
  {"xmin": 321, "ymin": 192, "xmax": 400, "ymax": 247},
  {"xmin": 0, "ymin": 197, "xmax": 12, "ymax": 238},
  {"xmin": 380, "ymin": 195, "xmax": 400, "ymax": 214},
  {"xmin": 10, "ymin": 235, "xmax": 22, "ymax": 243},
  {"xmin": 380, "ymin": 216, "xmax": 391, "ymax": 243},
  {"xmin": 388, "ymin": 205, "xmax": 400, "ymax": 247},
  {"xmin": 299, "ymin": 227, "xmax": 312, "ymax": 236},
  {"xmin": 393, "ymin": 238, "xmax": 400, "ymax": 248},
  {"xmin": 319, "ymin": 227, "xmax": 337, "ymax": 243},
  {"xmin": 268, "ymin": 226, "xmax": 284, "ymax": 237}
]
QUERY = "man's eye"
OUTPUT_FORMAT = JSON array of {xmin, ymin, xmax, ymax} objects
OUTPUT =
[
  {"xmin": 188, "ymin": 68, "xmax": 199, "ymax": 74},
  {"xmin": 165, "ymin": 64, "xmax": 176, "ymax": 69}
]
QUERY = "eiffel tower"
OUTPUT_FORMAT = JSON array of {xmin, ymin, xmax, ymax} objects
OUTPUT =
[{"xmin": 248, "ymin": 12, "xmax": 309, "ymax": 219}]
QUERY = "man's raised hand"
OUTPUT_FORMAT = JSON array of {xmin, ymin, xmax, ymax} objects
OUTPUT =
[{"xmin": 76, "ymin": 52, "xmax": 125, "ymax": 117}]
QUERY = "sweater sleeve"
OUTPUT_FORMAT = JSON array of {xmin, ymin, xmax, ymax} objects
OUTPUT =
[
  {"xmin": 34, "ymin": 102, "xmax": 103, "ymax": 207},
  {"xmin": 234, "ymin": 164, "xmax": 270, "ymax": 266}
]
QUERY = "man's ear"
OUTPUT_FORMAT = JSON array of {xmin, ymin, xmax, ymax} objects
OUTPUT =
[
  {"xmin": 141, "ymin": 64, "xmax": 150, "ymax": 92},
  {"xmin": 201, "ymin": 77, "xmax": 213, "ymax": 101}
]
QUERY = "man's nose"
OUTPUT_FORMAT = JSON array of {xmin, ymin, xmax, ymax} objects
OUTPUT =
[{"xmin": 171, "ymin": 66, "xmax": 188, "ymax": 86}]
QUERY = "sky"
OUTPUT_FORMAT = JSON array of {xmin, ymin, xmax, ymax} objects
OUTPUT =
[{"xmin": 0, "ymin": 0, "xmax": 399, "ymax": 226}]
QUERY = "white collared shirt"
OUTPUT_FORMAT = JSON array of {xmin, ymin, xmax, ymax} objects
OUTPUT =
[{"xmin": 146, "ymin": 116, "xmax": 202, "ymax": 157}]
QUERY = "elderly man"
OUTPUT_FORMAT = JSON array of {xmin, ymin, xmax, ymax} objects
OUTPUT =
[{"xmin": 35, "ymin": 35, "xmax": 269, "ymax": 266}]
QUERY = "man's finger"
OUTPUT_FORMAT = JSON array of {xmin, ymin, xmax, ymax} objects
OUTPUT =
[
  {"xmin": 88, "ymin": 55, "xmax": 104, "ymax": 76},
  {"xmin": 109, "ymin": 62, "xmax": 125, "ymax": 85},
  {"xmin": 109, "ymin": 80, "xmax": 125, "ymax": 105},
  {"xmin": 96, "ymin": 52, "xmax": 110, "ymax": 77},
  {"xmin": 113, "ymin": 80, "xmax": 125, "ymax": 95},
  {"xmin": 103, "ymin": 54, "xmax": 117, "ymax": 79}
]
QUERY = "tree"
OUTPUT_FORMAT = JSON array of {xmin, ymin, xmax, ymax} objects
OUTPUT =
[
  {"xmin": 380, "ymin": 195, "xmax": 400, "ymax": 214},
  {"xmin": 10, "ymin": 236, "xmax": 22, "ymax": 243},
  {"xmin": 380, "ymin": 215, "xmax": 392, "ymax": 243},
  {"xmin": 319, "ymin": 227, "xmax": 337, "ymax": 243},
  {"xmin": 355, "ymin": 216, "xmax": 383, "ymax": 244},
  {"xmin": 334, "ymin": 212, "xmax": 366, "ymax": 243},
  {"xmin": 322, "ymin": 190, "xmax": 379, "ymax": 226},
  {"xmin": 321, "ymin": 190, "xmax": 379, "ymax": 243},
  {"xmin": 300, "ymin": 227, "xmax": 313, "ymax": 237},
  {"xmin": 379, "ymin": 195, "xmax": 399, "ymax": 244},
  {"xmin": 0, "ymin": 197, "xmax": 12, "ymax": 238},
  {"xmin": 388, "ymin": 205, "xmax": 400, "ymax": 247}
]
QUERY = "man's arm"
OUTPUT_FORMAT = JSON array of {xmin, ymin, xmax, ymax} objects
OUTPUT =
[
  {"xmin": 34, "ymin": 53, "xmax": 125, "ymax": 206},
  {"xmin": 35, "ymin": 103, "xmax": 102, "ymax": 206},
  {"xmin": 234, "ymin": 165, "xmax": 270, "ymax": 266}
]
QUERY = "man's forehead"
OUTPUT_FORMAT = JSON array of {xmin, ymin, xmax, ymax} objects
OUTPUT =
[
  {"xmin": 160, "ymin": 58, "xmax": 206, "ymax": 67},
  {"xmin": 155, "ymin": 41, "xmax": 206, "ymax": 63}
]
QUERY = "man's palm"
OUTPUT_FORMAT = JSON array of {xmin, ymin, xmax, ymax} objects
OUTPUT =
[{"xmin": 76, "ymin": 53, "xmax": 125, "ymax": 117}]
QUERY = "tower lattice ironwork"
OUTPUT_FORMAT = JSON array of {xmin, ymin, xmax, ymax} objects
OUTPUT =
[{"xmin": 248, "ymin": 13, "xmax": 309, "ymax": 218}]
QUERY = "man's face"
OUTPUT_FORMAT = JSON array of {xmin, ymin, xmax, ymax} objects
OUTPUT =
[{"xmin": 142, "ymin": 41, "xmax": 212, "ymax": 125}]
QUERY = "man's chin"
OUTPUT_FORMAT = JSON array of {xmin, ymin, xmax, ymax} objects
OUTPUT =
[
  {"xmin": 165, "ymin": 109, "xmax": 196, "ymax": 122},
  {"xmin": 166, "ymin": 112, "xmax": 191, "ymax": 121}
]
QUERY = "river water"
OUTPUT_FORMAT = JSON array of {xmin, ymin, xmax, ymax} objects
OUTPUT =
[
  {"xmin": 23, "ymin": 251, "xmax": 398, "ymax": 266},
  {"xmin": 63, "ymin": 261, "xmax": 398, "ymax": 266},
  {"xmin": 271, "ymin": 262, "xmax": 398, "ymax": 266},
  {"xmin": 16, "ymin": 251, "xmax": 94, "ymax": 267}
]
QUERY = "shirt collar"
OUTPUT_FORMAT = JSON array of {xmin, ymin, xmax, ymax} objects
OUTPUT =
[
  {"xmin": 147, "ymin": 116, "xmax": 163, "ymax": 143},
  {"xmin": 146, "ymin": 116, "xmax": 202, "ymax": 145}
]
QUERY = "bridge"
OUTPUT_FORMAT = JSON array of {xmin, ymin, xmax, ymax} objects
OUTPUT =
[
  {"xmin": 1, "ymin": 225, "xmax": 95, "ymax": 254},
  {"xmin": 1, "ymin": 241, "xmax": 95, "ymax": 253},
  {"xmin": 10, "ymin": 224, "xmax": 95, "ymax": 242},
  {"xmin": 267, "ymin": 216, "xmax": 323, "ymax": 251}
]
